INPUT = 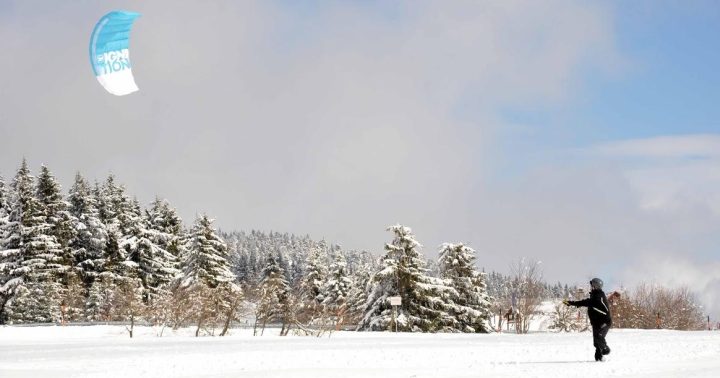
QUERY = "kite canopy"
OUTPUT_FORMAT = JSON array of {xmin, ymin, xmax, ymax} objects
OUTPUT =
[{"xmin": 89, "ymin": 11, "xmax": 141, "ymax": 96}]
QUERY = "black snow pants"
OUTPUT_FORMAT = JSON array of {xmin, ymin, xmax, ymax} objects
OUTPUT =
[{"xmin": 592, "ymin": 323, "xmax": 610, "ymax": 352}]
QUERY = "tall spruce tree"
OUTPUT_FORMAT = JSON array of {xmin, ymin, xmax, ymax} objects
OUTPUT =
[
  {"xmin": 98, "ymin": 176, "xmax": 141, "ymax": 283},
  {"xmin": 0, "ymin": 175, "xmax": 8, "ymax": 224},
  {"xmin": 346, "ymin": 260, "xmax": 373, "ymax": 324},
  {"xmin": 0, "ymin": 175, "xmax": 11, "ymax": 322},
  {"xmin": 121, "ymin": 210, "xmax": 178, "ymax": 302},
  {"xmin": 68, "ymin": 173, "xmax": 108, "ymax": 287},
  {"xmin": 438, "ymin": 243, "xmax": 492, "ymax": 333},
  {"xmin": 2, "ymin": 161, "xmax": 65, "ymax": 323},
  {"xmin": 36, "ymin": 165, "xmax": 76, "ymax": 270},
  {"xmin": 322, "ymin": 249, "xmax": 352, "ymax": 318},
  {"xmin": 181, "ymin": 215, "xmax": 235, "ymax": 288},
  {"xmin": 300, "ymin": 245, "xmax": 327, "ymax": 306},
  {"xmin": 146, "ymin": 198, "xmax": 185, "ymax": 264}
]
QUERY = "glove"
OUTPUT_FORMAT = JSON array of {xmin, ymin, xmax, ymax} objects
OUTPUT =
[{"xmin": 562, "ymin": 299, "xmax": 570, "ymax": 306}]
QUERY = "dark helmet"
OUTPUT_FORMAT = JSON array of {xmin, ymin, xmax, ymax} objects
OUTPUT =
[{"xmin": 590, "ymin": 278, "xmax": 604, "ymax": 290}]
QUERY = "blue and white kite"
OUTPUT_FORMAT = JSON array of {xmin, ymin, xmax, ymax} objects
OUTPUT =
[{"xmin": 89, "ymin": 11, "xmax": 141, "ymax": 96}]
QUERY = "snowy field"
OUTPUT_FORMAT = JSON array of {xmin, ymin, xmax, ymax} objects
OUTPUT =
[{"xmin": 1, "ymin": 325, "xmax": 719, "ymax": 378}]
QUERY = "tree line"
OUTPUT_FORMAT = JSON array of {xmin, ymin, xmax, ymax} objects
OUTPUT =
[
  {"xmin": 0, "ymin": 160, "xmax": 706, "ymax": 335},
  {"xmin": 0, "ymin": 161, "xmax": 492, "ymax": 335}
]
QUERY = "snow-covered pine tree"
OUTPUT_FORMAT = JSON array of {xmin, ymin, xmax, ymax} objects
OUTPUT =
[
  {"xmin": 2, "ymin": 160, "xmax": 64, "ymax": 323},
  {"xmin": 83, "ymin": 177, "xmax": 135, "ymax": 320},
  {"xmin": 0, "ymin": 175, "xmax": 10, "ymax": 322},
  {"xmin": 0, "ymin": 175, "xmax": 8, "ymax": 228},
  {"xmin": 146, "ymin": 199, "xmax": 184, "ymax": 247},
  {"xmin": 145, "ymin": 197, "xmax": 185, "ymax": 284},
  {"xmin": 0, "ymin": 164, "xmax": 32, "ymax": 323},
  {"xmin": 300, "ymin": 245, "xmax": 327, "ymax": 307},
  {"xmin": 180, "ymin": 215, "xmax": 236, "ymax": 289},
  {"xmin": 255, "ymin": 251, "xmax": 291, "ymax": 335},
  {"xmin": 231, "ymin": 242, "xmax": 251, "ymax": 283},
  {"xmin": 359, "ymin": 224, "xmax": 455, "ymax": 332},
  {"xmin": 94, "ymin": 176, "xmax": 135, "ymax": 283},
  {"xmin": 346, "ymin": 261, "xmax": 373, "ymax": 325},
  {"xmin": 120, "ymin": 199, "xmax": 180, "ymax": 302},
  {"xmin": 36, "ymin": 165, "xmax": 83, "ymax": 323},
  {"xmin": 276, "ymin": 246, "xmax": 293, "ymax": 284},
  {"xmin": 103, "ymin": 176, "xmax": 140, "ymax": 238},
  {"xmin": 68, "ymin": 173, "xmax": 108, "ymax": 287},
  {"xmin": 35, "ymin": 165, "xmax": 76, "ymax": 272},
  {"xmin": 438, "ymin": 243, "xmax": 492, "ymax": 333},
  {"xmin": 322, "ymin": 249, "xmax": 353, "ymax": 329}
]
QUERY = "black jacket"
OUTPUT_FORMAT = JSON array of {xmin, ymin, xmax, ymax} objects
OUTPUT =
[{"xmin": 568, "ymin": 289, "xmax": 612, "ymax": 327}]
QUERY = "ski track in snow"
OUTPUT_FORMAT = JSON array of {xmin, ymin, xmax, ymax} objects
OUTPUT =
[{"xmin": 0, "ymin": 326, "xmax": 718, "ymax": 377}]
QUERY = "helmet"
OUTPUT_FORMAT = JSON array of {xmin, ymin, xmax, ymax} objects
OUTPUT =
[{"xmin": 590, "ymin": 278, "xmax": 603, "ymax": 290}]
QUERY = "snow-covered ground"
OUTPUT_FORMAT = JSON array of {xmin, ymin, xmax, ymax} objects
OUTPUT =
[{"xmin": 1, "ymin": 325, "xmax": 719, "ymax": 377}]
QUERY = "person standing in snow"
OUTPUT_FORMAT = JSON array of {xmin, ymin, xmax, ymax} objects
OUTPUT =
[{"xmin": 563, "ymin": 278, "xmax": 612, "ymax": 361}]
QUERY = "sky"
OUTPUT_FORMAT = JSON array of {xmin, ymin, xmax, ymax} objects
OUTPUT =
[{"xmin": 1, "ymin": 1, "xmax": 719, "ymax": 314}]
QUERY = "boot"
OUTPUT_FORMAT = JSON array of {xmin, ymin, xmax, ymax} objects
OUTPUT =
[
  {"xmin": 602, "ymin": 346, "xmax": 611, "ymax": 355},
  {"xmin": 594, "ymin": 348, "xmax": 603, "ymax": 361}
]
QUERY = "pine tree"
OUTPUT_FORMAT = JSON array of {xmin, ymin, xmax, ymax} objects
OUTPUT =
[
  {"xmin": 146, "ymin": 198, "xmax": 185, "ymax": 265},
  {"xmin": 438, "ymin": 243, "xmax": 492, "ymax": 333},
  {"xmin": 68, "ymin": 173, "xmax": 108, "ymax": 287},
  {"xmin": 255, "ymin": 251, "xmax": 291, "ymax": 335},
  {"xmin": 0, "ymin": 164, "xmax": 34, "ymax": 322},
  {"xmin": 0, "ymin": 175, "xmax": 8, "ymax": 229},
  {"xmin": 0, "ymin": 175, "xmax": 10, "ymax": 323},
  {"xmin": 359, "ymin": 224, "xmax": 455, "ymax": 332},
  {"xmin": 121, "ymin": 201, "xmax": 179, "ymax": 302},
  {"xmin": 181, "ymin": 215, "xmax": 236, "ymax": 289},
  {"xmin": 100, "ymin": 176, "xmax": 139, "ymax": 237},
  {"xmin": 2, "ymin": 161, "xmax": 65, "ymax": 323},
  {"xmin": 95, "ymin": 176, "xmax": 132, "ymax": 283},
  {"xmin": 322, "ymin": 249, "xmax": 352, "ymax": 329},
  {"xmin": 300, "ymin": 245, "xmax": 327, "ymax": 306},
  {"xmin": 36, "ymin": 165, "xmax": 81, "ymax": 322},
  {"xmin": 346, "ymin": 261, "xmax": 373, "ymax": 324},
  {"xmin": 36, "ymin": 165, "xmax": 76, "ymax": 270}
]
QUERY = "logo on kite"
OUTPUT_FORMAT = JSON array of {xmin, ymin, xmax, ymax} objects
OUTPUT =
[{"xmin": 89, "ymin": 11, "xmax": 141, "ymax": 96}]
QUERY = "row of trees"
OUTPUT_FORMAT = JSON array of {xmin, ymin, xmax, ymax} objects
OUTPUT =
[
  {"xmin": 0, "ymin": 160, "xmax": 707, "ymax": 334},
  {"xmin": 0, "ymin": 161, "xmax": 494, "ymax": 335},
  {"xmin": 224, "ymin": 231, "xmax": 377, "ymax": 335},
  {"xmin": 227, "ymin": 226, "xmax": 493, "ymax": 335},
  {"xmin": 0, "ymin": 160, "xmax": 240, "ymax": 336}
]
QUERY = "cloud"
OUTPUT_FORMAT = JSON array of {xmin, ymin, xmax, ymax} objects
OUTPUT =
[
  {"xmin": 589, "ymin": 134, "xmax": 720, "ymax": 160},
  {"xmin": 586, "ymin": 134, "xmax": 720, "ymax": 215},
  {"xmin": 0, "ymin": 0, "xmax": 622, "ymax": 251}
]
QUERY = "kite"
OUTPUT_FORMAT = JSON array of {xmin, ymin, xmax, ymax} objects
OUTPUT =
[{"xmin": 89, "ymin": 11, "xmax": 141, "ymax": 96}]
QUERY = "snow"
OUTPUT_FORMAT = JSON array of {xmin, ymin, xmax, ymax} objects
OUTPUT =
[{"xmin": 1, "ymin": 326, "xmax": 719, "ymax": 377}]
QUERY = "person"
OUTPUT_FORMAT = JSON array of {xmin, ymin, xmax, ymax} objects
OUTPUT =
[{"xmin": 563, "ymin": 278, "xmax": 612, "ymax": 361}]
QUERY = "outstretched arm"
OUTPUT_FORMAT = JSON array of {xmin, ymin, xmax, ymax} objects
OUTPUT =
[{"xmin": 564, "ymin": 298, "xmax": 590, "ymax": 307}]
